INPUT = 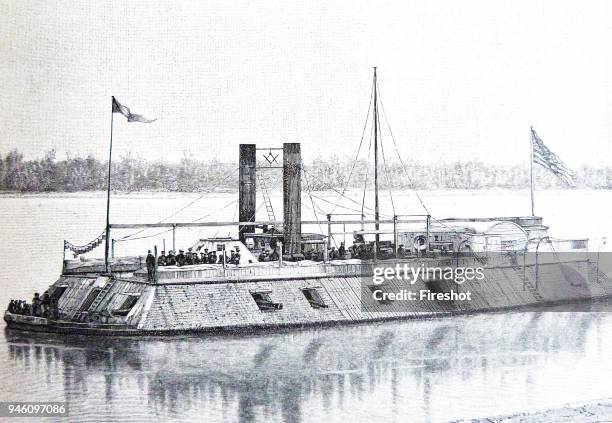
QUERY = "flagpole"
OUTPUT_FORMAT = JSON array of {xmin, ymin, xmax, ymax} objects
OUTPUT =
[
  {"xmin": 105, "ymin": 97, "xmax": 114, "ymax": 273},
  {"xmin": 530, "ymin": 126, "xmax": 535, "ymax": 217}
]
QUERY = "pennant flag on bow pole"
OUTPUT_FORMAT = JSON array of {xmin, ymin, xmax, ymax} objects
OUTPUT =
[
  {"xmin": 105, "ymin": 96, "xmax": 156, "ymax": 273},
  {"xmin": 112, "ymin": 96, "xmax": 156, "ymax": 123}
]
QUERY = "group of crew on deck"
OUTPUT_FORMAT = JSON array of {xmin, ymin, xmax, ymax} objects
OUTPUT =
[
  {"xmin": 145, "ymin": 247, "xmax": 243, "ymax": 281},
  {"xmin": 144, "ymin": 236, "xmax": 413, "ymax": 281},
  {"xmin": 306, "ymin": 239, "xmax": 410, "ymax": 261},
  {"xmin": 156, "ymin": 247, "xmax": 241, "ymax": 266},
  {"xmin": 8, "ymin": 291, "xmax": 59, "ymax": 319}
]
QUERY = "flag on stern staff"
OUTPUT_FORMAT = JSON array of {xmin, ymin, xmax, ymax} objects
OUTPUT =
[
  {"xmin": 112, "ymin": 96, "xmax": 156, "ymax": 123},
  {"xmin": 531, "ymin": 127, "xmax": 576, "ymax": 186}
]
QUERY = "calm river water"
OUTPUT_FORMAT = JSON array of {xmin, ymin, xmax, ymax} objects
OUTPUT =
[{"xmin": 0, "ymin": 189, "xmax": 611, "ymax": 422}]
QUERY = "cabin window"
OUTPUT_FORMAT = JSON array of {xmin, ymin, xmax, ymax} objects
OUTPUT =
[
  {"xmin": 367, "ymin": 285, "xmax": 393, "ymax": 305},
  {"xmin": 78, "ymin": 288, "xmax": 102, "ymax": 312},
  {"xmin": 113, "ymin": 294, "xmax": 140, "ymax": 316},
  {"xmin": 301, "ymin": 288, "xmax": 328, "ymax": 309},
  {"xmin": 250, "ymin": 291, "xmax": 283, "ymax": 311}
]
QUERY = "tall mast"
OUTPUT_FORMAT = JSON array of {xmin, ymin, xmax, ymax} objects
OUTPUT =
[
  {"xmin": 105, "ymin": 97, "xmax": 114, "ymax": 273},
  {"xmin": 373, "ymin": 67, "xmax": 380, "ymax": 255}
]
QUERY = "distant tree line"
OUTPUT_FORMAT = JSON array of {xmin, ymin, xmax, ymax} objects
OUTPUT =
[
  {"xmin": 303, "ymin": 156, "xmax": 612, "ymax": 191},
  {"xmin": 0, "ymin": 149, "xmax": 610, "ymax": 193}
]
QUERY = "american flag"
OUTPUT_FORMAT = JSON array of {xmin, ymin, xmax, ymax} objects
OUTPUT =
[{"xmin": 531, "ymin": 128, "xmax": 575, "ymax": 187}]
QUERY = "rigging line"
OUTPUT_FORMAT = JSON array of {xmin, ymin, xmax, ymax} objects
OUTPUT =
[
  {"xmin": 207, "ymin": 200, "xmax": 265, "ymax": 237},
  {"xmin": 300, "ymin": 164, "xmax": 368, "ymax": 216},
  {"xmin": 309, "ymin": 192, "xmax": 385, "ymax": 217},
  {"xmin": 311, "ymin": 197, "xmax": 332, "ymax": 217},
  {"xmin": 327, "ymin": 186, "xmax": 378, "ymax": 214},
  {"xmin": 210, "ymin": 202, "xmax": 258, "ymax": 239},
  {"xmin": 191, "ymin": 199, "xmax": 237, "ymax": 222},
  {"xmin": 330, "ymin": 80, "xmax": 375, "ymax": 215},
  {"xmin": 304, "ymin": 175, "xmax": 322, "ymax": 224},
  {"xmin": 114, "ymin": 227, "xmax": 174, "ymax": 243},
  {"xmin": 301, "ymin": 201, "xmax": 320, "ymax": 214},
  {"xmin": 300, "ymin": 165, "xmax": 380, "ymax": 216},
  {"xmin": 310, "ymin": 189, "xmax": 372, "ymax": 216},
  {"xmin": 117, "ymin": 228, "xmax": 158, "ymax": 242},
  {"xmin": 228, "ymin": 198, "xmax": 239, "ymax": 237},
  {"xmin": 118, "ymin": 167, "xmax": 239, "ymax": 241},
  {"xmin": 298, "ymin": 174, "xmax": 323, "ymax": 218},
  {"xmin": 376, "ymin": 89, "xmax": 396, "ymax": 216},
  {"xmin": 307, "ymin": 193, "xmax": 337, "ymax": 220},
  {"xmin": 120, "ymin": 200, "xmax": 239, "ymax": 241},
  {"xmin": 159, "ymin": 167, "xmax": 239, "ymax": 222},
  {"xmin": 375, "ymin": 88, "xmax": 430, "ymax": 214},
  {"xmin": 248, "ymin": 199, "xmax": 266, "ymax": 223},
  {"xmin": 376, "ymin": 86, "xmax": 456, "ymax": 232},
  {"xmin": 376, "ymin": 87, "xmax": 452, "ymax": 231},
  {"xmin": 300, "ymin": 164, "xmax": 332, "ymax": 242},
  {"xmin": 361, "ymin": 113, "xmax": 375, "ymax": 219},
  {"xmin": 302, "ymin": 167, "xmax": 338, "ymax": 247}
]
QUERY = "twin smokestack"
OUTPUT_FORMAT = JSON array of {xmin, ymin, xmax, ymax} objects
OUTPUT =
[{"xmin": 238, "ymin": 143, "xmax": 302, "ymax": 257}]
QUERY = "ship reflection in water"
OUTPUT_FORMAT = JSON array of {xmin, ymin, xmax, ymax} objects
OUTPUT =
[{"xmin": 3, "ymin": 305, "xmax": 612, "ymax": 422}]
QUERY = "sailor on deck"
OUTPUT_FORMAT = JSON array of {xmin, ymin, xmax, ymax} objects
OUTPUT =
[
  {"xmin": 166, "ymin": 250, "xmax": 176, "ymax": 266},
  {"xmin": 158, "ymin": 251, "xmax": 167, "ymax": 266},
  {"xmin": 329, "ymin": 246, "xmax": 338, "ymax": 260},
  {"xmin": 41, "ymin": 291, "xmax": 50, "ymax": 316},
  {"xmin": 185, "ymin": 248, "xmax": 194, "ymax": 265},
  {"xmin": 200, "ymin": 249, "xmax": 208, "ymax": 264},
  {"xmin": 176, "ymin": 250, "xmax": 186, "ymax": 267},
  {"xmin": 218, "ymin": 251, "xmax": 229, "ymax": 264},
  {"xmin": 398, "ymin": 244, "xmax": 406, "ymax": 257},
  {"xmin": 192, "ymin": 249, "xmax": 200, "ymax": 264},
  {"xmin": 32, "ymin": 293, "xmax": 42, "ymax": 317},
  {"xmin": 269, "ymin": 249, "xmax": 279, "ymax": 261},
  {"xmin": 258, "ymin": 249, "xmax": 269, "ymax": 262},
  {"xmin": 339, "ymin": 242, "xmax": 346, "ymax": 259},
  {"xmin": 146, "ymin": 250, "xmax": 156, "ymax": 281}
]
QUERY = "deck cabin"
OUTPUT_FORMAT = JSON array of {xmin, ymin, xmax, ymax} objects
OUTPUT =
[{"xmin": 243, "ymin": 231, "xmax": 327, "ymax": 261}]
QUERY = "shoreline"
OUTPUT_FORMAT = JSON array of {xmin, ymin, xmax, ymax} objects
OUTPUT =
[
  {"xmin": 0, "ymin": 189, "xmax": 235, "ymax": 199},
  {"xmin": 0, "ymin": 187, "xmax": 607, "ymax": 199},
  {"xmin": 458, "ymin": 398, "xmax": 612, "ymax": 422}
]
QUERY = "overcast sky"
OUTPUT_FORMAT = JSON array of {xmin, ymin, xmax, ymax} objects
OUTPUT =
[{"xmin": 1, "ymin": 0, "xmax": 610, "ymax": 165}]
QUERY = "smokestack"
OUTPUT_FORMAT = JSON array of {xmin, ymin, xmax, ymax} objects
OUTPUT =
[
  {"xmin": 283, "ymin": 143, "xmax": 301, "ymax": 257},
  {"xmin": 239, "ymin": 144, "xmax": 256, "ymax": 243}
]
